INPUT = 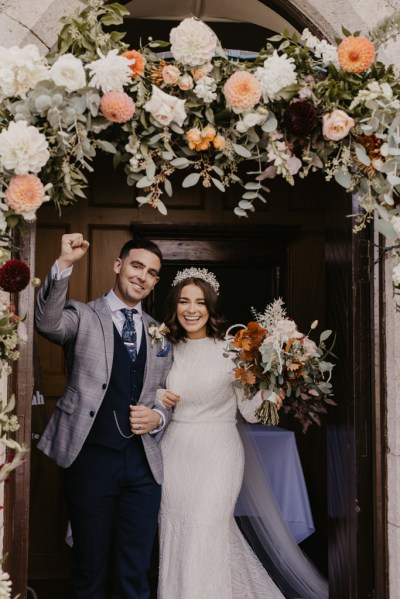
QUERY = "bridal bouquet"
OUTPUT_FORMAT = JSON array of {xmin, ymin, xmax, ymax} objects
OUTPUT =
[{"xmin": 225, "ymin": 298, "xmax": 336, "ymax": 432}]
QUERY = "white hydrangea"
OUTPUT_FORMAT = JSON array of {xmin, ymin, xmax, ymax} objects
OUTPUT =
[
  {"xmin": 86, "ymin": 49, "xmax": 134, "ymax": 93},
  {"xmin": 49, "ymin": 54, "xmax": 86, "ymax": 92},
  {"xmin": 194, "ymin": 76, "xmax": 217, "ymax": 103},
  {"xmin": 170, "ymin": 17, "xmax": 219, "ymax": 66},
  {"xmin": 301, "ymin": 29, "xmax": 338, "ymax": 66},
  {"xmin": 255, "ymin": 51, "xmax": 297, "ymax": 102},
  {"xmin": 0, "ymin": 45, "xmax": 49, "ymax": 101},
  {"xmin": 0, "ymin": 120, "xmax": 50, "ymax": 175}
]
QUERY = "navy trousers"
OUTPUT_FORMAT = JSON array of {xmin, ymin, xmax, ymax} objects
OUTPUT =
[{"xmin": 64, "ymin": 438, "xmax": 161, "ymax": 599}]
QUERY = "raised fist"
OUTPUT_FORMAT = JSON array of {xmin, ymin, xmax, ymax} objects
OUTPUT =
[{"xmin": 57, "ymin": 233, "xmax": 90, "ymax": 271}]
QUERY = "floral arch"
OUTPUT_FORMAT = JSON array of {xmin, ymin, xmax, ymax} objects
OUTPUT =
[{"xmin": 0, "ymin": 0, "xmax": 399, "ymax": 466}]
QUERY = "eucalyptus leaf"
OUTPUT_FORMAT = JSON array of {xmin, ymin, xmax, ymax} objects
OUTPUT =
[
  {"xmin": 164, "ymin": 179, "xmax": 173, "ymax": 197},
  {"xmin": 319, "ymin": 330, "xmax": 332, "ymax": 342},
  {"xmin": 95, "ymin": 140, "xmax": 117, "ymax": 154},
  {"xmin": 182, "ymin": 173, "xmax": 201, "ymax": 188},
  {"xmin": 334, "ymin": 168, "xmax": 352, "ymax": 189},
  {"xmin": 233, "ymin": 143, "xmax": 252, "ymax": 158},
  {"xmin": 211, "ymin": 177, "xmax": 225, "ymax": 192},
  {"xmin": 354, "ymin": 144, "xmax": 371, "ymax": 166},
  {"xmin": 136, "ymin": 176, "xmax": 154, "ymax": 188},
  {"xmin": 234, "ymin": 207, "xmax": 248, "ymax": 217},
  {"xmin": 238, "ymin": 200, "xmax": 254, "ymax": 209},
  {"xmin": 375, "ymin": 217, "xmax": 398, "ymax": 240}
]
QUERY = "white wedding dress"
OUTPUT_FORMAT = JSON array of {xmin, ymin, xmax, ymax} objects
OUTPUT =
[{"xmin": 157, "ymin": 337, "xmax": 285, "ymax": 599}]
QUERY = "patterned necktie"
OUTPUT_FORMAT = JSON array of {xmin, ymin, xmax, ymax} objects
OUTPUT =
[{"xmin": 121, "ymin": 308, "xmax": 138, "ymax": 361}]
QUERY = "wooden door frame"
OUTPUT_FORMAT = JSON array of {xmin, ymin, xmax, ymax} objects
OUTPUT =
[{"xmin": 5, "ymin": 212, "xmax": 388, "ymax": 597}]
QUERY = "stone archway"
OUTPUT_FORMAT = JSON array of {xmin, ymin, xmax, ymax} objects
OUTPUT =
[{"xmin": 0, "ymin": 0, "xmax": 399, "ymax": 597}]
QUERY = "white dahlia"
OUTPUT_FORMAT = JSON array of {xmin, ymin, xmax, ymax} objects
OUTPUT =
[
  {"xmin": 170, "ymin": 18, "xmax": 219, "ymax": 67},
  {"xmin": 49, "ymin": 54, "xmax": 86, "ymax": 92},
  {"xmin": 0, "ymin": 45, "xmax": 49, "ymax": 101},
  {"xmin": 0, "ymin": 120, "xmax": 50, "ymax": 175},
  {"xmin": 86, "ymin": 49, "xmax": 134, "ymax": 93},
  {"xmin": 255, "ymin": 51, "xmax": 297, "ymax": 102}
]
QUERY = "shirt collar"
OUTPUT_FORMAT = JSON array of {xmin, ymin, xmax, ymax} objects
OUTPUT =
[{"xmin": 105, "ymin": 289, "xmax": 143, "ymax": 317}]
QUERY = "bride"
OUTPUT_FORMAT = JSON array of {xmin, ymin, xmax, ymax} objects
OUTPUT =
[{"xmin": 156, "ymin": 267, "xmax": 328, "ymax": 599}]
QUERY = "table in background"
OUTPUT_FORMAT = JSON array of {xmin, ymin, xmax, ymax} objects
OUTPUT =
[{"xmin": 234, "ymin": 425, "xmax": 315, "ymax": 543}]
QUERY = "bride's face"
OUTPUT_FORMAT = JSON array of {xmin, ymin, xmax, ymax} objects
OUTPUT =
[{"xmin": 177, "ymin": 284, "xmax": 209, "ymax": 339}]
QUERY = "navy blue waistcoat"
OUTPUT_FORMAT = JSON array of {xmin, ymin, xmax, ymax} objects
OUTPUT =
[{"xmin": 86, "ymin": 324, "xmax": 147, "ymax": 449}]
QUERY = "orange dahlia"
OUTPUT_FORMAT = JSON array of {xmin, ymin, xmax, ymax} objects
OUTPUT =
[
  {"xmin": 5, "ymin": 174, "xmax": 46, "ymax": 214},
  {"xmin": 100, "ymin": 91, "xmax": 135, "ymax": 123},
  {"xmin": 121, "ymin": 50, "xmax": 146, "ymax": 78},
  {"xmin": 337, "ymin": 36, "xmax": 375, "ymax": 73},
  {"xmin": 223, "ymin": 71, "xmax": 262, "ymax": 111}
]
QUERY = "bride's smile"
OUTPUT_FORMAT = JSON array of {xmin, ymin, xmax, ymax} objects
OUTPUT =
[{"xmin": 177, "ymin": 283, "xmax": 210, "ymax": 339}]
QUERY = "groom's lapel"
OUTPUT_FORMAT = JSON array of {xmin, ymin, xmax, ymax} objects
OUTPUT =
[{"xmin": 140, "ymin": 312, "xmax": 156, "ymax": 401}]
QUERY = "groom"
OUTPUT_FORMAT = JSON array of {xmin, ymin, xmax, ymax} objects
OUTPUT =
[{"xmin": 35, "ymin": 233, "xmax": 177, "ymax": 599}]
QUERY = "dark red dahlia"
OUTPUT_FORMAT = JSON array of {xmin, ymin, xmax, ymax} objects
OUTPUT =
[
  {"xmin": 0, "ymin": 259, "xmax": 31, "ymax": 293},
  {"xmin": 283, "ymin": 101, "xmax": 318, "ymax": 137}
]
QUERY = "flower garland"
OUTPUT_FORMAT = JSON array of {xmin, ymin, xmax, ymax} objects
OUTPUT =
[{"xmin": 0, "ymin": 1, "xmax": 398, "ymax": 290}]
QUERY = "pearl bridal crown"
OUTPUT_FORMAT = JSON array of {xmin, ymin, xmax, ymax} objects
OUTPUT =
[{"xmin": 171, "ymin": 267, "xmax": 220, "ymax": 295}]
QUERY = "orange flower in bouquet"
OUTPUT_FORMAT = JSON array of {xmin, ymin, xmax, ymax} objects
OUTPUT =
[{"xmin": 226, "ymin": 299, "xmax": 336, "ymax": 433}]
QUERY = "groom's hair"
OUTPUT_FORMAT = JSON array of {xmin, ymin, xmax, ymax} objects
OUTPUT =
[{"xmin": 119, "ymin": 237, "xmax": 163, "ymax": 264}]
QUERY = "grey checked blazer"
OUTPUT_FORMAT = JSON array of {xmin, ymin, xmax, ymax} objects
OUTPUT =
[{"xmin": 35, "ymin": 272, "xmax": 172, "ymax": 484}]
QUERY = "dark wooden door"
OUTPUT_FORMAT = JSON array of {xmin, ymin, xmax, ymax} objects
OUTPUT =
[{"xmin": 324, "ymin": 187, "xmax": 375, "ymax": 598}]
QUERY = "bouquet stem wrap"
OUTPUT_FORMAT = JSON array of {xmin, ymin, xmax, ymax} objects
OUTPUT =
[{"xmin": 255, "ymin": 399, "xmax": 279, "ymax": 426}]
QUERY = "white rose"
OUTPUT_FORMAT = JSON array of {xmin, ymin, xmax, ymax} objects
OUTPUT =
[
  {"xmin": 50, "ymin": 54, "xmax": 86, "ymax": 92},
  {"xmin": 236, "ymin": 112, "xmax": 267, "ymax": 133},
  {"xmin": 322, "ymin": 109, "xmax": 355, "ymax": 141},
  {"xmin": 170, "ymin": 17, "xmax": 219, "ymax": 66},
  {"xmin": 0, "ymin": 120, "xmax": 49, "ymax": 175},
  {"xmin": 144, "ymin": 85, "xmax": 187, "ymax": 127}
]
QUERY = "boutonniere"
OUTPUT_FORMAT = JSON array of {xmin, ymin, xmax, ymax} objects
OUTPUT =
[{"xmin": 148, "ymin": 322, "xmax": 170, "ymax": 348}]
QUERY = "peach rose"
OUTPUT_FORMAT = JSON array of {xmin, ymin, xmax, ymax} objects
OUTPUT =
[
  {"xmin": 213, "ymin": 134, "xmax": 226, "ymax": 151},
  {"xmin": 178, "ymin": 74, "xmax": 194, "ymax": 91},
  {"xmin": 322, "ymin": 109, "xmax": 355, "ymax": 141},
  {"xmin": 162, "ymin": 65, "xmax": 181, "ymax": 85},
  {"xmin": 186, "ymin": 128, "xmax": 203, "ymax": 150}
]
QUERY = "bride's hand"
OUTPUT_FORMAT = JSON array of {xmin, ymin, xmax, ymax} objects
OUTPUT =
[{"xmin": 161, "ymin": 390, "xmax": 180, "ymax": 409}]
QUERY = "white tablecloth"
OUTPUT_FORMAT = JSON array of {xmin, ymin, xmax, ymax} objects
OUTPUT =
[{"xmin": 235, "ymin": 425, "xmax": 315, "ymax": 543}]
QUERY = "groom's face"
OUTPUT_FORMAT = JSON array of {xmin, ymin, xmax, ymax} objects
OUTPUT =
[{"xmin": 113, "ymin": 248, "xmax": 160, "ymax": 307}]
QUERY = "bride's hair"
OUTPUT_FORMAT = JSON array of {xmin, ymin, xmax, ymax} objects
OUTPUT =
[{"xmin": 164, "ymin": 277, "xmax": 228, "ymax": 343}]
